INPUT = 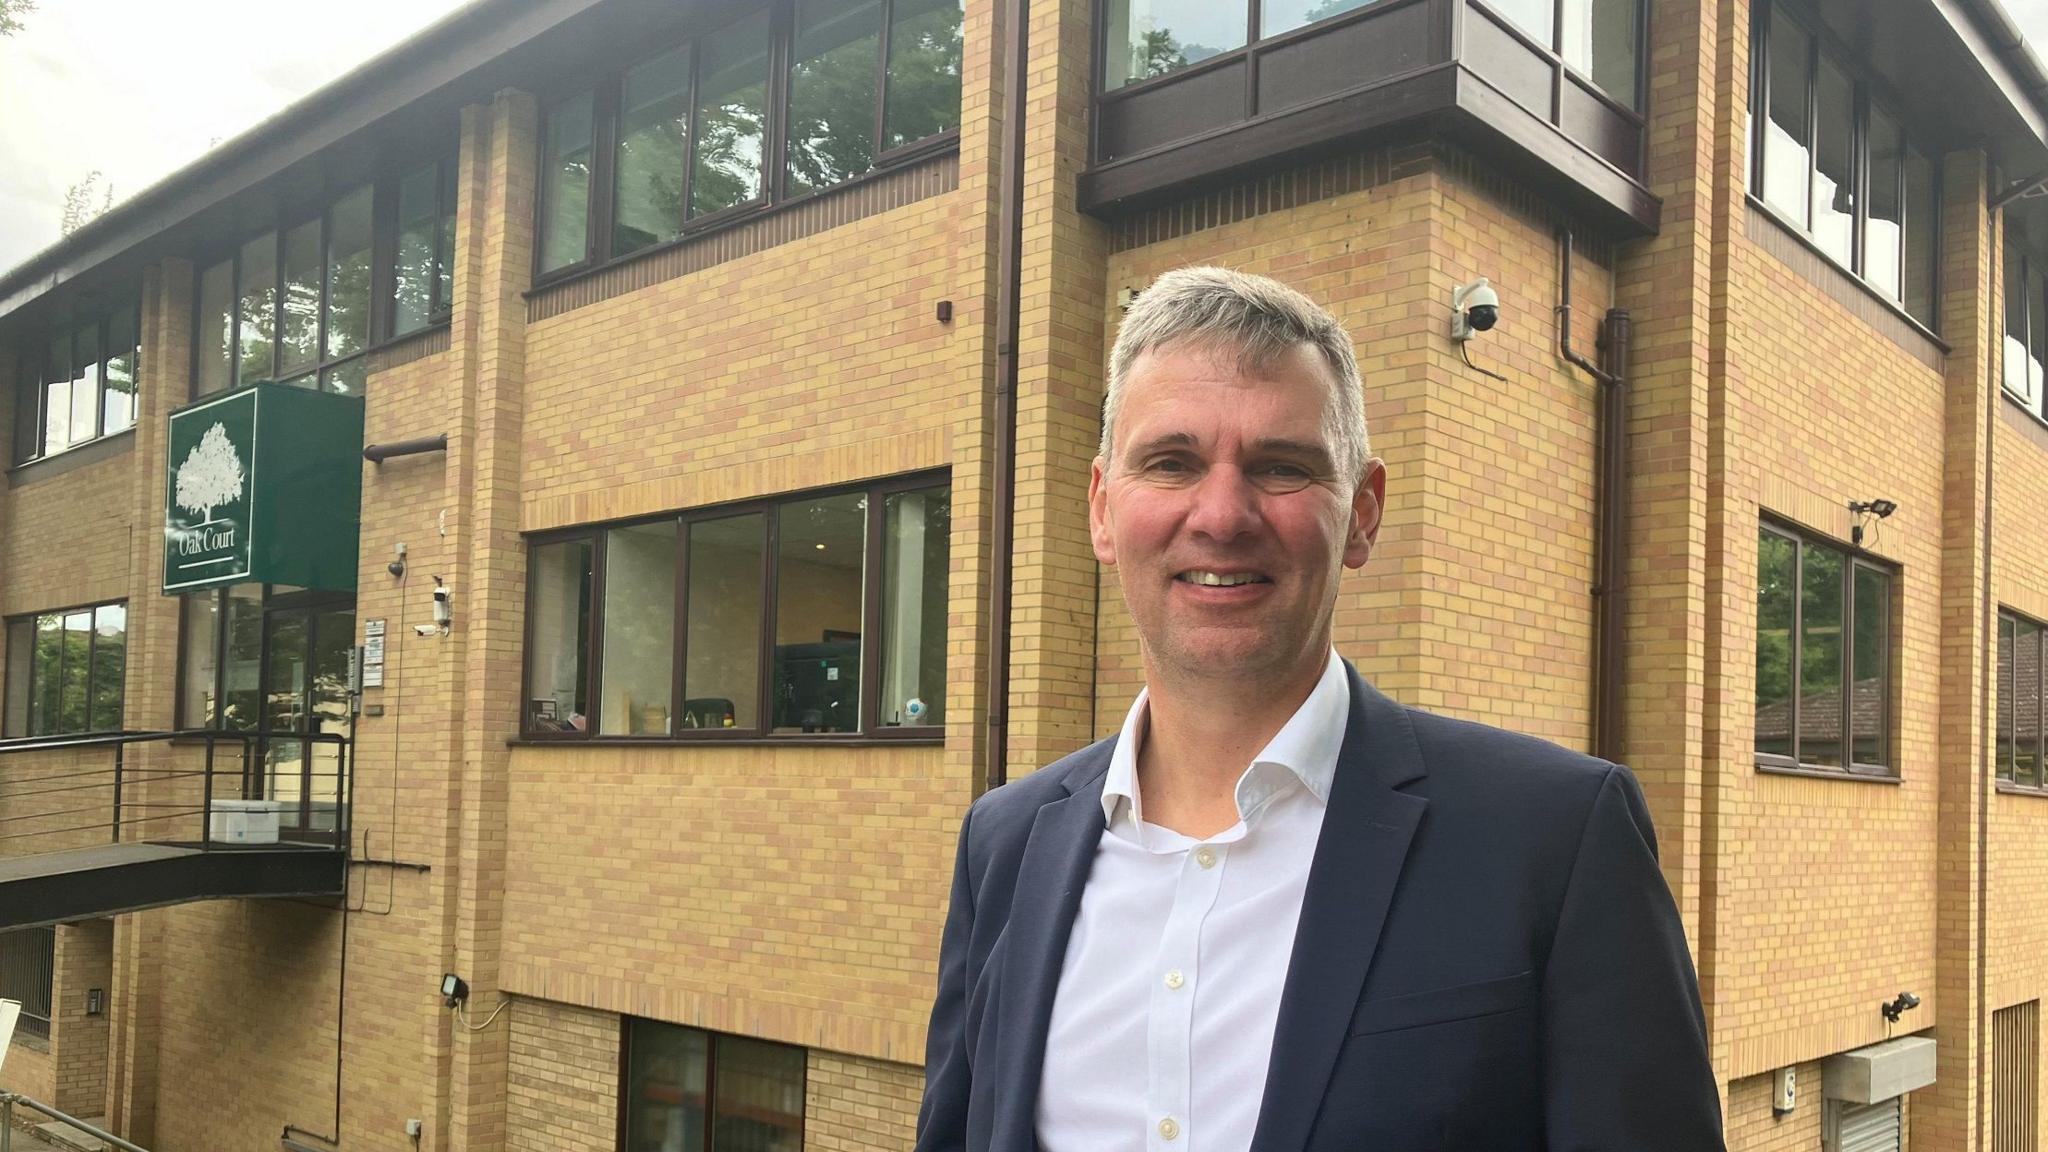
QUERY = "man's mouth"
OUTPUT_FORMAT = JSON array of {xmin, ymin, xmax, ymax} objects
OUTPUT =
[{"xmin": 1175, "ymin": 571, "xmax": 1271, "ymax": 587}]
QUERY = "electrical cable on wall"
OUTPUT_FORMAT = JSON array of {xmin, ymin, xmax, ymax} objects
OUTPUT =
[{"xmin": 455, "ymin": 998, "xmax": 509, "ymax": 1032}]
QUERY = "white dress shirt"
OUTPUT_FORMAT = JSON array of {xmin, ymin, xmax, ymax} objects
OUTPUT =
[{"xmin": 1036, "ymin": 649, "xmax": 1350, "ymax": 1152}]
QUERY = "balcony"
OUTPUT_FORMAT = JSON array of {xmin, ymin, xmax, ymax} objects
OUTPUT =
[{"xmin": 1081, "ymin": 0, "xmax": 1658, "ymax": 235}]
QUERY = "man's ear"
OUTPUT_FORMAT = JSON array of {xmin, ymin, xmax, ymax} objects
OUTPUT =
[
  {"xmin": 1343, "ymin": 458, "xmax": 1386, "ymax": 569},
  {"xmin": 1089, "ymin": 457, "xmax": 1117, "ymax": 567}
]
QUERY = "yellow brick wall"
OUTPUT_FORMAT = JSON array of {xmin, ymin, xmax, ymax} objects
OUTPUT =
[
  {"xmin": 806, "ymin": 1050, "xmax": 923, "ymax": 1151},
  {"xmin": 0, "ymin": 450, "xmax": 134, "ymax": 618},
  {"xmin": 507, "ymin": 998, "xmax": 618, "ymax": 1152}
]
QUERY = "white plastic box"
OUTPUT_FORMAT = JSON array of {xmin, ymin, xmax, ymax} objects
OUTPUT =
[{"xmin": 209, "ymin": 798, "xmax": 281, "ymax": 845}]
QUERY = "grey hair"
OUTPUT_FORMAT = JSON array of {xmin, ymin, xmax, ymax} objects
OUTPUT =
[{"xmin": 1101, "ymin": 266, "xmax": 1369, "ymax": 484}]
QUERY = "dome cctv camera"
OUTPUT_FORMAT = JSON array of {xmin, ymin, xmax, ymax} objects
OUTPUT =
[{"xmin": 1451, "ymin": 278, "xmax": 1500, "ymax": 341}]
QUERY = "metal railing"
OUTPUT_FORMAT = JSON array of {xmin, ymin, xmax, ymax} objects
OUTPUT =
[
  {"xmin": 0, "ymin": 928, "xmax": 52, "ymax": 1042},
  {"xmin": 0, "ymin": 729, "xmax": 352, "ymax": 854},
  {"xmin": 0, "ymin": 1092, "xmax": 153, "ymax": 1152}
]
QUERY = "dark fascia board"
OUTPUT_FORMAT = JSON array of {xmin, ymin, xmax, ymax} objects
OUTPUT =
[
  {"xmin": 1075, "ymin": 63, "xmax": 1659, "ymax": 238},
  {"xmin": 0, "ymin": 0, "xmax": 611, "ymax": 323},
  {"xmin": 0, "ymin": 844, "xmax": 346, "ymax": 932},
  {"xmin": 1922, "ymin": 0, "xmax": 2048, "ymax": 178}
]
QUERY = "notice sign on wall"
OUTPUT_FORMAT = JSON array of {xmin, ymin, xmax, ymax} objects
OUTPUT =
[{"xmin": 163, "ymin": 389, "xmax": 257, "ymax": 590}]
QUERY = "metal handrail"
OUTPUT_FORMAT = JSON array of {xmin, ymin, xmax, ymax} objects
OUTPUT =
[{"xmin": 0, "ymin": 1092, "xmax": 153, "ymax": 1152}]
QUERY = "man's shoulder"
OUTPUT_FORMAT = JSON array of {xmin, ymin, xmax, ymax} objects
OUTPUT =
[
  {"xmin": 1396, "ymin": 702, "xmax": 1622, "ymax": 808},
  {"xmin": 963, "ymin": 736, "xmax": 1116, "ymax": 844}
]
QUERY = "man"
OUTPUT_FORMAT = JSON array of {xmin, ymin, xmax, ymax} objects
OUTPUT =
[{"xmin": 916, "ymin": 267, "xmax": 1723, "ymax": 1150}]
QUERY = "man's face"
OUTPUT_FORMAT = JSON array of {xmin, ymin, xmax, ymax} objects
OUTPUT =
[{"xmin": 1089, "ymin": 340, "xmax": 1385, "ymax": 688}]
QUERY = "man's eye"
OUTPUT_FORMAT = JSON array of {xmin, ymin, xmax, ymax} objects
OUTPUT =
[{"xmin": 1148, "ymin": 458, "xmax": 1189, "ymax": 473}]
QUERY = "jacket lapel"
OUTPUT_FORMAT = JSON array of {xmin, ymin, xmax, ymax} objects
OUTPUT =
[
  {"xmin": 988, "ymin": 750, "xmax": 1113, "ymax": 1152},
  {"xmin": 1248, "ymin": 667, "xmax": 1430, "ymax": 1152}
]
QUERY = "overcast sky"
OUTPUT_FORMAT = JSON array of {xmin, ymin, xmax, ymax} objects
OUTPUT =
[{"xmin": 5, "ymin": 0, "xmax": 2048, "ymax": 275}]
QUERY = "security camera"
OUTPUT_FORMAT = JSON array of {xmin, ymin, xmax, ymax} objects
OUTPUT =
[
  {"xmin": 1451, "ymin": 278, "xmax": 1500, "ymax": 341},
  {"xmin": 1880, "ymin": 991, "xmax": 1921, "ymax": 1022}
]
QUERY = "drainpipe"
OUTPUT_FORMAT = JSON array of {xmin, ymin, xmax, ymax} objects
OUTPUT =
[
  {"xmin": 986, "ymin": 0, "xmax": 1029, "ymax": 792},
  {"xmin": 1558, "ymin": 229, "xmax": 1631, "ymax": 762}
]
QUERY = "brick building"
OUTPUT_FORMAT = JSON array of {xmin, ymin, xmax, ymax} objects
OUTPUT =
[{"xmin": 2, "ymin": 0, "xmax": 2048, "ymax": 1147}]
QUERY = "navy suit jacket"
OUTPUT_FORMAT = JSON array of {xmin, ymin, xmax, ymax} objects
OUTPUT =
[{"xmin": 915, "ymin": 663, "xmax": 1723, "ymax": 1151}]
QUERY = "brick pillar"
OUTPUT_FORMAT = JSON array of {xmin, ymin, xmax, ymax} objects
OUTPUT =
[
  {"xmin": 437, "ymin": 88, "xmax": 536, "ymax": 1152},
  {"xmin": 1924, "ymin": 147, "xmax": 1995, "ymax": 1152},
  {"xmin": 51, "ymin": 921, "xmax": 113, "ymax": 1117},
  {"xmin": 1003, "ymin": 0, "xmax": 1108, "ymax": 778},
  {"xmin": 106, "ymin": 256, "xmax": 194, "ymax": 1143}
]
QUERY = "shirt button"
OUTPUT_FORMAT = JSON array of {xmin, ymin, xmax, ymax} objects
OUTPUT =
[
  {"xmin": 1164, "ymin": 970, "xmax": 1185, "ymax": 990},
  {"xmin": 1195, "ymin": 847, "xmax": 1217, "ymax": 869},
  {"xmin": 1159, "ymin": 1118, "xmax": 1181, "ymax": 1141}
]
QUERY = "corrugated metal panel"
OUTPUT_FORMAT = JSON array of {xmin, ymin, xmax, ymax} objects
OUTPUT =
[
  {"xmin": 1994, "ymin": 1000, "xmax": 2040, "ymax": 1152},
  {"xmin": 1826, "ymin": 1097, "xmax": 1901, "ymax": 1152}
]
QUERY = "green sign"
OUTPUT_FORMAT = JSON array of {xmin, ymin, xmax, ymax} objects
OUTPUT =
[{"xmin": 162, "ymin": 384, "xmax": 365, "ymax": 594}]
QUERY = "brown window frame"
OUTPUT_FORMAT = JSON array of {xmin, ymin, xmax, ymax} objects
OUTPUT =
[
  {"xmin": 532, "ymin": 0, "xmax": 963, "ymax": 286},
  {"xmin": 1747, "ymin": 0, "xmax": 1942, "ymax": 331},
  {"xmin": 11, "ymin": 301, "xmax": 142, "ymax": 467},
  {"xmin": 616, "ymin": 1017, "xmax": 807, "ymax": 1152},
  {"xmin": 186, "ymin": 146, "xmax": 457, "ymax": 404},
  {"xmin": 1999, "ymin": 608, "xmax": 2048, "ymax": 791},
  {"xmin": 520, "ymin": 470, "xmax": 950, "ymax": 743},
  {"xmin": 3, "ymin": 599, "xmax": 128, "ymax": 739},
  {"xmin": 1753, "ymin": 520, "xmax": 1896, "ymax": 780}
]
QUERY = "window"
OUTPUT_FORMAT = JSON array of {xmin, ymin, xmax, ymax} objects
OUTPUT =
[
  {"xmin": 0, "ymin": 926, "xmax": 54, "ymax": 1043},
  {"xmin": 2004, "ymin": 232, "xmax": 2048, "ymax": 419},
  {"xmin": 523, "ymin": 474, "xmax": 949, "ymax": 739},
  {"xmin": 1750, "ymin": 1, "xmax": 1940, "ymax": 327},
  {"xmin": 2001, "ymin": 611, "xmax": 2048, "ymax": 789},
  {"xmin": 10, "ymin": 303, "xmax": 140, "ymax": 465},
  {"xmin": 537, "ymin": 0, "xmax": 963, "ymax": 277},
  {"xmin": 193, "ymin": 158, "xmax": 456, "ymax": 398},
  {"xmin": 1754, "ymin": 524, "xmax": 1892, "ymax": 775},
  {"xmin": 4, "ymin": 602, "xmax": 126, "ymax": 737},
  {"xmin": 1107, "ymin": 0, "xmax": 1246, "ymax": 87},
  {"xmin": 622, "ymin": 1019, "xmax": 804, "ymax": 1152}
]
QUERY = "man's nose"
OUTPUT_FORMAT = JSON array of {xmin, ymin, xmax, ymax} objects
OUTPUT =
[{"xmin": 1184, "ymin": 467, "xmax": 1262, "ymax": 541}]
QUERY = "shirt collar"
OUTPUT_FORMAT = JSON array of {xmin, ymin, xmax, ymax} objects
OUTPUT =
[{"xmin": 1100, "ymin": 649, "xmax": 1351, "ymax": 831}]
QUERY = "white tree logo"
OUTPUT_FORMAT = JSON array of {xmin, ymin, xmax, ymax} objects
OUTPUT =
[{"xmin": 175, "ymin": 422, "xmax": 246, "ymax": 523}]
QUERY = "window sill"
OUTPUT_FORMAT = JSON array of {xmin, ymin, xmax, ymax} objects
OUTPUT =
[
  {"xmin": 1997, "ymin": 781, "xmax": 2048, "ymax": 798},
  {"xmin": 1756, "ymin": 760, "xmax": 1901, "ymax": 784},
  {"xmin": 8, "ymin": 1031, "xmax": 49, "ymax": 1054},
  {"xmin": 1744, "ymin": 194, "xmax": 1948, "ymax": 352},
  {"xmin": 507, "ymin": 732, "xmax": 946, "ymax": 749},
  {"xmin": 9, "ymin": 426, "xmax": 135, "ymax": 488}
]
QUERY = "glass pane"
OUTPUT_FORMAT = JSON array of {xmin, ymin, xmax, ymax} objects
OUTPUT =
[
  {"xmin": 1488, "ymin": 0, "xmax": 1554, "ymax": 45},
  {"xmin": 236, "ymin": 232, "xmax": 278, "ymax": 386},
  {"xmin": 103, "ymin": 306, "xmax": 136, "ymax": 436},
  {"xmin": 539, "ymin": 92, "xmax": 595, "ymax": 275},
  {"xmin": 2033, "ymin": 271, "xmax": 2048, "ymax": 406},
  {"xmin": 2001, "ymin": 614, "xmax": 2017, "ymax": 780},
  {"xmin": 279, "ymin": 219, "xmax": 322, "ymax": 376},
  {"xmin": 15, "ymin": 358, "xmax": 40, "ymax": 462},
  {"xmin": 880, "ymin": 487, "xmax": 948, "ymax": 727},
  {"xmin": 787, "ymin": 0, "xmax": 882, "ymax": 197},
  {"xmin": 325, "ymin": 186, "xmax": 374, "ymax": 361},
  {"xmin": 2019, "ymin": 620, "xmax": 2041, "ymax": 787},
  {"xmin": 1560, "ymin": 0, "xmax": 1639, "ymax": 109},
  {"xmin": 1103, "ymin": 0, "xmax": 1247, "ymax": 89},
  {"xmin": 180, "ymin": 591, "xmax": 220, "ymax": 728},
  {"xmin": 394, "ymin": 164, "xmax": 439, "ymax": 336},
  {"xmin": 773, "ymin": 492, "xmax": 865, "ymax": 733},
  {"xmin": 615, "ymin": 46, "xmax": 692, "ymax": 256},
  {"xmin": 1904, "ymin": 147, "xmax": 1938, "ymax": 326},
  {"xmin": 711, "ymin": 1035, "xmax": 804, "ymax": 1152},
  {"xmin": 437, "ymin": 158, "xmax": 457, "ymax": 315},
  {"xmin": 89, "ymin": 604, "xmax": 125, "ymax": 732},
  {"xmin": 30, "ymin": 615, "xmax": 60, "ymax": 736},
  {"xmin": 692, "ymin": 12, "xmax": 771, "ymax": 217},
  {"xmin": 1755, "ymin": 531, "xmax": 1795, "ymax": 758},
  {"xmin": 1761, "ymin": 10, "xmax": 1811, "ymax": 222},
  {"xmin": 883, "ymin": 0, "xmax": 963, "ymax": 148},
  {"xmin": 1850, "ymin": 567, "xmax": 1886, "ymax": 767},
  {"xmin": 43, "ymin": 330, "xmax": 69, "ymax": 453},
  {"xmin": 1864, "ymin": 109, "xmax": 1904, "ymax": 301},
  {"xmin": 1811, "ymin": 58, "xmax": 1854, "ymax": 265},
  {"xmin": 684, "ymin": 514, "xmax": 764, "ymax": 730},
  {"xmin": 624, "ymin": 1022, "xmax": 708, "ymax": 1152},
  {"xmin": 68, "ymin": 325, "xmax": 98, "ymax": 446},
  {"xmin": 58, "ymin": 611, "xmax": 90, "ymax": 733},
  {"xmin": 1262, "ymin": 0, "xmax": 1370, "ymax": 38},
  {"xmin": 4, "ymin": 618, "xmax": 29, "ymax": 736},
  {"xmin": 307, "ymin": 608, "xmax": 353, "ymax": 830},
  {"xmin": 1799, "ymin": 545, "xmax": 1844, "ymax": 767},
  {"xmin": 2007, "ymin": 242, "xmax": 2032, "ymax": 403},
  {"xmin": 321, "ymin": 358, "xmax": 368, "ymax": 397},
  {"xmin": 527, "ymin": 539, "xmax": 594, "ymax": 730},
  {"xmin": 265, "ymin": 611, "xmax": 308, "ymax": 820},
  {"xmin": 601, "ymin": 522, "xmax": 678, "ymax": 736},
  {"xmin": 221, "ymin": 584, "xmax": 264, "ymax": 731},
  {"xmin": 197, "ymin": 259, "xmax": 236, "ymax": 396}
]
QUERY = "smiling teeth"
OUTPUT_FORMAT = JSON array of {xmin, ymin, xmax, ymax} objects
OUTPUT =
[{"xmin": 1183, "ymin": 572, "xmax": 1264, "ymax": 586}]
